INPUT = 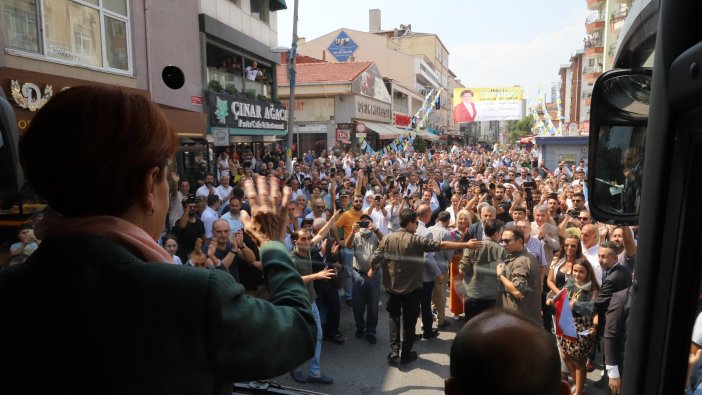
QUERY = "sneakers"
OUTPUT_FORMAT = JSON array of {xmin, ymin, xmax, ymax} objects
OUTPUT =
[
  {"xmin": 355, "ymin": 329, "xmax": 364, "ymax": 338},
  {"xmin": 388, "ymin": 351, "xmax": 400, "ymax": 365},
  {"xmin": 400, "ymin": 351, "xmax": 418, "ymax": 364},
  {"xmin": 307, "ymin": 374, "xmax": 333, "ymax": 384},
  {"xmin": 366, "ymin": 334, "xmax": 377, "ymax": 344},
  {"xmin": 423, "ymin": 329, "xmax": 439, "ymax": 339}
]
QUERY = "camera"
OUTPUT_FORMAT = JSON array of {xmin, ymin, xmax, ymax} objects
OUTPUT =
[
  {"xmin": 568, "ymin": 209, "xmax": 580, "ymax": 218},
  {"xmin": 523, "ymin": 181, "xmax": 537, "ymax": 190},
  {"xmin": 330, "ymin": 167, "xmax": 336, "ymax": 175},
  {"xmin": 358, "ymin": 221, "xmax": 370, "ymax": 228},
  {"xmin": 479, "ymin": 183, "xmax": 489, "ymax": 194}
]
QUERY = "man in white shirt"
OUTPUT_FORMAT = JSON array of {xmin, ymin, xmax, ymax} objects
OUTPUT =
[
  {"xmin": 244, "ymin": 61, "xmax": 263, "ymax": 81},
  {"xmin": 215, "ymin": 175, "xmax": 233, "ymax": 215},
  {"xmin": 201, "ymin": 195, "xmax": 221, "ymax": 241},
  {"xmin": 169, "ymin": 179, "xmax": 190, "ymax": 229},
  {"xmin": 196, "ymin": 173, "xmax": 223, "ymax": 202},
  {"xmin": 366, "ymin": 193, "xmax": 390, "ymax": 235}
]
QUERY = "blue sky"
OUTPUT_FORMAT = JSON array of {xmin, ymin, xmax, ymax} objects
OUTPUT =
[{"xmin": 276, "ymin": 0, "xmax": 590, "ymax": 102}]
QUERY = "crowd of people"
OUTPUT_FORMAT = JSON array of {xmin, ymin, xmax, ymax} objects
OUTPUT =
[
  {"xmin": 152, "ymin": 136, "xmax": 637, "ymax": 391},
  {"xmin": 2, "ymin": 85, "xmax": 643, "ymax": 394}
]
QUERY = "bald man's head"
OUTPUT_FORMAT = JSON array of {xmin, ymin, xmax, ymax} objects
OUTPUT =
[{"xmin": 445, "ymin": 309, "xmax": 568, "ymax": 395}]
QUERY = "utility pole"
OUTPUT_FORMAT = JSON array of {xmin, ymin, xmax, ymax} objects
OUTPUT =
[{"xmin": 286, "ymin": 0, "xmax": 299, "ymax": 163}]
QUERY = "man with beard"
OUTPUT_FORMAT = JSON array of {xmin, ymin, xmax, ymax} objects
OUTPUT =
[
  {"xmin": 174, "ymin": 195, "xmax": 205, "ymax": 263},
  {"xmin": 608, "ymin": 225, "xmax": 637, "ymax": 272},
  {"xmin": 335, "ymin": 193, "xmax": 365, "ymax": 305},
  {"xmin": 491, "ymin": 184, "xmax": 513, "ymax": 224}
]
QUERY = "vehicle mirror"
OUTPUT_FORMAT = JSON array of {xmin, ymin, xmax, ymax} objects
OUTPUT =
[{"xmin": 588, "ymin": 68, "xmax": 652, "ymax": 225}]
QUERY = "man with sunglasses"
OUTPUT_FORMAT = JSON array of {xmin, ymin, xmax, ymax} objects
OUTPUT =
[{"xmin": 495, "ymin": 226, "xmax": 542, "ymax": 326}]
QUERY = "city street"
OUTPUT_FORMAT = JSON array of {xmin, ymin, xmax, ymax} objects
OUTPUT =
[{"xmin": 237, "ymin": 287, "xmax": 610, "ymax": 395}]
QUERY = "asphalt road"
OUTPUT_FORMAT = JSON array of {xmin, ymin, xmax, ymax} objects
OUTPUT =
[{"xmin": 237, "ymin": 287, "xmax": 611, "ymax": 395}]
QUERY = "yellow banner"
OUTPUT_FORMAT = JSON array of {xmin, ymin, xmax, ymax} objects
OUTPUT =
[{"xmin": 452, "ymin": 87, "xmax": 523, "ymax": 123}]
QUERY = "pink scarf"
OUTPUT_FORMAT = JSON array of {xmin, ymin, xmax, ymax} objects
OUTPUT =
[{"xmin": 39, "ymin": 214, "xmax": 174, "ymax": 264}]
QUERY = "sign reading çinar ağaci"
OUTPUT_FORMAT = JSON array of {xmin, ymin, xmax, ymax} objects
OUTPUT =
[
  {"xmin": 210, "ymin": 92, "xmax": 287, "ymax": 130},
  {"xmin": 452, "ymin": 87, "xmax": 523, "ymax": 123}
]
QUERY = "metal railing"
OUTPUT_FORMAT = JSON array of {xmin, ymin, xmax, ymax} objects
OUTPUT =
[
  {"xmin": 584, "ymin": 35, "xmax": 603, "ymax": 48},
  {"xmin": 583, "ymin": 66, "xmax": 603, "ymax": 74},
  {"xmin": 611, "ymin": 5, "xmax": 630, "ymax": 23},
  {"xmin": 585, "ymin": 12, "xmax": 605, "ymax": 25}
]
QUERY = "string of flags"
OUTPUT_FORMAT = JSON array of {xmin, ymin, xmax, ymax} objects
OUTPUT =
[{"xmin": 361, "ymin": 86, "xmax": 440, "ymax": 158}]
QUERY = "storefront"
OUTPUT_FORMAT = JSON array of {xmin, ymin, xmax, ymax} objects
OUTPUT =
[
  {"xmin": 335, "ymin": 94, "xmax": 393, "ymax": 152},
  {"xmin": 207, "ymin": 91, "xmax": 287, "ymax": 161}
]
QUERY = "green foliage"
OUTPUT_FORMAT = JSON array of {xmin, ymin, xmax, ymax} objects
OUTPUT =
[
  {"xmin": 245, "ymin": 89, "xmax": 256, "ymax": 99},
  {"xmin": 208, "ymin": 80, "xmax": 223, "ymax": 92},
  {"xmin": 224, "ymin": 84, "xmax": 238, "ymax": 95},
  {"xmin": 413, "ymin": 136, "xmax": 427, "ymax": 153},
  {"xmin": 256, "ymin": 94, "xmax": 270, "ymax": 102},
  {"xmin": 507, "ymin": 115, "xmax": 534, "ymax": 144}
]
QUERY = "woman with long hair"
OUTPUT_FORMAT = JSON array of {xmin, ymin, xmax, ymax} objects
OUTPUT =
[
  {"xmin": 548, "ymin": 258, "xmax": 600, "ymax": 395},
  {"xmin": 449, "ymin": 209, "xmax": 472, "ymax": 320},
  {"xmin": 547, "ymin": 234, "xmax": 585, "ymax": 294}
]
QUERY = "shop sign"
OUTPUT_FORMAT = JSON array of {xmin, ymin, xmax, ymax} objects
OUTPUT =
[
  {"xmin": 212, "ymin": 127, "xmax": 229, "ymax": 146},
  {"xmin": 336, "ymin": 129, "xmax": 349, "ymax": 140},
  {"xmin": 353, "ymin": 96, "xmax": 391, "ymax": 123},
  {"xmin": 10, "ymin": 80, "xmax": 53, "ymax": 111},
  {"xmin": 328, "ymin": 31, "xmax": 358, "ymax": 62},
  {"xmin": 209, "ymin": 92, "xmax": 287, "ymax": 131},
  {"xmin": 393, "ymin": 112, "xmax": 411, "ymax": 127}
]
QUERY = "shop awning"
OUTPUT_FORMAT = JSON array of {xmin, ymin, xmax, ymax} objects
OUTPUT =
[
  {"xmin": 269, "ymin": 0, "xmax": 287, "ymax": 11},
  {"xmin": 363, "ymin": 122, "xmax": 402, "ymax": 140},
  {"xmin": 414, "ymin": 129, "xmax": 439, "ymax": 141},
  {"xmin": 158, "ymin": 106, "xmax": 207, "ymax": 138}
]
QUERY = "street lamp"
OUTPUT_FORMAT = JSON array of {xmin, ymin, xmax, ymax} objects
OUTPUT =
[{"xmin": 272, "ymin": 0, "xmax": 299, "ymax": 167}]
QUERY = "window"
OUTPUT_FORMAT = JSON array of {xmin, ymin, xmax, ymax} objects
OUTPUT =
[
  {"xmin": 250, "ymin": 0, "xmax": 268, "ymax": 23},
  {"xmin": 2, "ymin": 0, "xmax": 131, "ymax": 72},
  {"xmin": 3, "ymin": 0, "xmax": 40, "ymax": 52}
]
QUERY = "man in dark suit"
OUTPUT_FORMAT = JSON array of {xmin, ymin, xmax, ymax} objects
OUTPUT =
[
  {"xmin": 467, "ymin": 204, "xmax": 496, "ymax": 241},
  {"xmin": 604, "ymin": 285, "xmax": 633, "ymax": 395},
  {"xmin": 575, "ymin": 240, "xmax": 632, "ymax": 392}
]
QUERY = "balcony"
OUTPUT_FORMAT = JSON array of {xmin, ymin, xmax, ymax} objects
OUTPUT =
[
  {"xmin": 611, "ymin": 5, "xmax": 630, "ymax": 24},
  {"xmin": 585, "ymin": 12, "xmax": 605, "ymax": 33},
  {"xmin": 583, "ymin": 66, "xmax": 603, "ymax": 81},
  {"xmin": 583, "ymin": 34, "xmax": 604, "ymax": 56},
  {"xmin": 586, "ymin": 0, "xmax": 605, "ymax": 11}
]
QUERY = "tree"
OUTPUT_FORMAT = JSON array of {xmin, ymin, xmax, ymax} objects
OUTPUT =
[
  {"xmin": 507, "ymin": 115, "xmax": 534, "ymax": 144},
  {"xmin": 413, "ymin": 136, "xmax": 427, "ymax": 153}
]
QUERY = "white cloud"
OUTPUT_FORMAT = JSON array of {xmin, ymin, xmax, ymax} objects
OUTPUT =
[{"xmin": 449, "ymin": 22, "xmax": 585, "ymax": 101}]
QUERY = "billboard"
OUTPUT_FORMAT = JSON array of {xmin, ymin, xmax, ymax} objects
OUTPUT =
[{"xmin": 452, "ymin": 87, "xmax": 523, "ymax": 123}]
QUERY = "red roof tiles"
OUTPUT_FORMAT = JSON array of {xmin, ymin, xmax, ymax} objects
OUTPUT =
[{"xmin": 277, "ymin": 61, "xmax": 373, "ymax": 85}]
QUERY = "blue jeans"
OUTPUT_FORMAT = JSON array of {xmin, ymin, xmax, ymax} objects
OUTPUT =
[
  {"xmin": 296, "ymin": 302, "xmax": 323, "ymax": 377},
  {"xmin": 341, "ymin": 247, "xmax": 354, "ymax": 300},
  {"xmin": 352, "ymin": 269, "xmax": 381, "ymax": 336}
]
